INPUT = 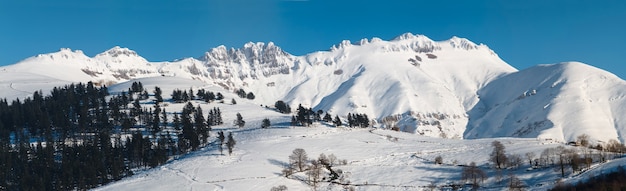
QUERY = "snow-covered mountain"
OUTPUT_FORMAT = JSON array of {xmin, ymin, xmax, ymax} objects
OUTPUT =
[
  {"xmin": 466, "ymin": 62, "xmax": 626, "ymax": 143},
  {"xmin": 1, "ymin": 33, "xmax": 625, "ymax": 143}
]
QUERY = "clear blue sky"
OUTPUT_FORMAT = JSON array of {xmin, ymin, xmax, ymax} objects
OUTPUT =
[{"xmin": 1, "ymin": 0, "xmax": 625, "ymax": 77}]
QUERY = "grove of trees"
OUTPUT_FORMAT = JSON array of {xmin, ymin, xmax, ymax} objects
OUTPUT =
[{"xmin": 0, "ymin": 82, "xmax": 231, "ymax": 190}]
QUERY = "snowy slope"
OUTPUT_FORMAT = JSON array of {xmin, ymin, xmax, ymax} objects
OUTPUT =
[
  {"xmin": 467, "ymin": 62, "xmax": 626, "ymax": 143},
  {"xmin": 89, "ymin": 77, "xmax": 624, "ymax": 191},
  {"xmin": 2, "ymin": 33, "xmax": 626, "ymax": 143}
]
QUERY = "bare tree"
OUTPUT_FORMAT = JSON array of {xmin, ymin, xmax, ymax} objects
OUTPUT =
[
  {"xmin": 508, "ymin": 173, "xmax": 525, "ymax": 191},
  {"xmin": 318, "ymin": 153, "xmax": 329, "ymax": 166},
  {"xmin": 307, "ymin": 160, "xmax": 323, "ymax": 189},
  {"xmin": 328, "ymin": 154, "xmax": 338, "ymax": 166},
  {"xmin": 507, "ymin": 154, "xmax": 523, "ymax": 169},
  {"xmin": 540, "ymin": 147, "xmax": 557, "ymax": 167},
  {"xmin": 289, "ymin": 148, "xmax": 308, "ymax": 172},
  {"xmin": 491, "ymin": 140, "xmax": 508, "ymax": 169},
  {"xmin": 556, "ymin": 146, "xmax": 569, "ymax": 177},
  {"xmin": 462, "ymin": 162, "xmax": 486, "ymax": 189},
  {"xmin": 524, "ymin": 152, "xmax": 536, "ymax": 167},
  {"xmin": 576, "ymin": 134, "xmax": 590, "ymax": 147},
  {"xmin": 281, "ymin": 166, "xmax": 294, "ymax": 177},
  {"xmin": 606, "ymin": 139, "xmax": 625, "ymax": 154}
]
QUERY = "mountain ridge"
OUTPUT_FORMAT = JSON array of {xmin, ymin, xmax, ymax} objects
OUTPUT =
[{"xmin": 1, "ymin": 33, "xmax": 624, "ymax": 143}]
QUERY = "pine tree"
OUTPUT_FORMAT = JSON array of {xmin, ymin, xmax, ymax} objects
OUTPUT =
[
  {"xmin": 262, "ymin": 118, "xmax": 271, "ymax": 128},
  {"xmin": 234, "ymin": 113, "xmax": 245, "ymax": 128},
  {"xmin": 226, "ymin": 132, "xmax": 236, "ymax": 155},
  {"xmin": 189, "ymin": 88, "xmax": 195, "ymax": 100},
  {"xmin": 194, "ymin": 105, "xmax": 208, "ymax": 144},
  {"xmin": 154, "ymin": 86, "xmax": 163, "ymax": 103},
  {"xmin": 231, "ymin": 98, "xmax": 237, "ymax": 105},
  {"xmin": 291, "ymin": 116, "xmax": 298, "ymax": 126},
  {"xmin": 217, "ymin": 131, "xmax": 225, "ymax": 155},
  {"xmin": 161, "ymin": 108, "xmax": 168, "ymax": 129},
  {"xmin": 152, "ymin": 103, "xmax": 161, "ymax": 134},
  {"xmin": 206, "ymin": 91, "xmax": 216, "ymax": 102},
  {"xmin": 172, "ymin": 113, "xmax": 181, "ymax": 131},
  {"xmin": 246, "ymin": 92, "xmax": 255, "ymax": 100},
  {"xmin": 275, "ymin": 100, "xmax": 291, "ymax": 114},
  {"xmin": 333, "ymin": 115, "xmax": 342, "ymax": 127},
  {"xmin": 323, "ymin": 113, "xmax": 332, "ymax": 122},
  {"xmin": 296, "ymin": 104, "xmax": 309, "ymax": 126},
  {"xmin": 236, "ymin": 88, "xmax": 246, "ymax": 98}
]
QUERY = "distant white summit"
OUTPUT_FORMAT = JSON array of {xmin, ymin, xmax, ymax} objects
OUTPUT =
[{"xmin": 2, "ymin": 33, "xmax": 626, "ymax": 144}]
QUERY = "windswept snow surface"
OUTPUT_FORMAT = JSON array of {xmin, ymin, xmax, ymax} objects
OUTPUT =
[
  {"xmin": 2, "ymin": 33, "xmax": 626, "ymax": 143},
  {"xmin": 89, "ymin": 99, "xmax": 586, "ymax": 191}
]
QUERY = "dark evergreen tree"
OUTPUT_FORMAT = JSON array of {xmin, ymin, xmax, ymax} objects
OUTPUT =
[
  {"xmin": 181, "ymin": 103, "xmax": 199, "ymax": 150},
  {"xmin": 140, "ymin": 90, "xmax": 149, "ymax": 100},
  {"xmin": 236, "ymin": 88, "xmax": 246, "ymax": 98},
  {"xmin": 262, "ymin": 118, "xmax": 271, "ymax": 128},
  {"xmin": 333, "ymin": 115, "xmax": 342, "ymax": 127},
  {"xmin": 152, "ymin": 103, "xmax": 162, "ymax": 134},
  {"xmin": 234, "ymin": 113, "xmax": 245, "ymax": 128},
  {"xmin": 246, "ymin": 92, "xmax": 255, "ymax": 100},
  {"xmin": 323, "ymin": 113, "xmax": 332, "ymax": 122},
  {"xmin": 172, "ymin": 113, "xmax": 181, "ymax": 131},
  {"xmin": 206, "ymin": 91, "xmax": 216, "ymax": 102},
  {"xmin": 189, "ymin": 88, "xmax": 195, "ymax": 100},
  {"xmin": 217, "ymin": 131, "xmax": 225, "ymax": 155},
  {"xmin": 161, "ymin": 108, "xmax": 168, "ymax": 129},
  {"xmin": 226, "ymin": 132, "xmax": 236, "ymax": 155},
  {"xmin": 154, "ymin": 86, "xmax": 163, "ymax": 103},
  {"xmin": 194, "ymin": 105, "xmax": 209, "ymax": 144},
  {"xmin": 296, "ymin": 104, "xmax": 311, "ymax": 126},
  {"xmin": 291, "ymin": 115, "xmax": 298, "ymax": 126},
  {"xmin": 274, "ymin": 100, "xmax": 291, "ymax": 114}
]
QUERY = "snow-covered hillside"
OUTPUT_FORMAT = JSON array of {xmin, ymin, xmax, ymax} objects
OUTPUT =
[
  {"xmin": 1, "ymin": 33, "xmax": 625, "ymax": 144},
  {"xmin": 92, "ymin": 78, "xmax": 621, "ymax": 191},
  {"xmin": 466, "ymin": 62, "xmax": 626, "ymax": 143}
]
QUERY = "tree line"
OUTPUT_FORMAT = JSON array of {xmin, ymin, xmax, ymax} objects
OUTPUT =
[
  {"xmin": 284, "ymin": 103, "xmax": 368, "ymax": 128},
  {"xmin": 0, "ymin": 82, "xmax": 235, "ymax": 190}
]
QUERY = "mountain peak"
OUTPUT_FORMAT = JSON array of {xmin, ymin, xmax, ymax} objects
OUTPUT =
[
  {"xmin": 392, "ymin": 32, "xmax": 433, "ymax": 42},
  {"xmin": 392, "ymin": 32, "xmax": 417, "ymax": 41},
  {"xmin": 446, "ymin": 36, "xmax": 480, "ymax": 50},
  {"xmin": 98, "ymin": 46, "xmax": 139, "ymax": 58}
]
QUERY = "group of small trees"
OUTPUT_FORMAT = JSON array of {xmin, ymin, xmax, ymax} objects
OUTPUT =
[
  {"xmin": 176, "ymin": 103, "xmax": 213, "ymax": 152},
  {"xmin": 0, "ymin": 82, "xmax": 181, "ymax": 190},
  {"xmin": 274, "ymin": 100, "xmax": 291, "ymax": 114},
  {"xmin": 216, "ymin": 131, "xmax": 236, "ymax": 155},
  {"xmin": 0, "ymin": 80, "xmax": 254, "ymax": 190},
  {"xmin": 235, "ymin": 88, "xmax": 255, "ymax": 100},
  {"xmin": 291, "ymin": 104, "xmax": 316, "ymax": 126},
  {"xmin": 456, "ymin": 137, "xmax": 626, "ymax": 190},
  {"xmin": 282, "ymin": 148, "xmax": 349, "ymax": 189},
  {"xmin": 346, "ymin": 113, "xmax": 370, "ymax": 128},
  {"xmin": 455, "ymin": 141, "xmax": 525, "ymax": 189},
  {"xmin": 171, "ymin": 88, "xmax": 224, "ymax": 103},
  {"xmin": 286, "ymin": 103, "xmax": 359, "ymax": 129}
]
